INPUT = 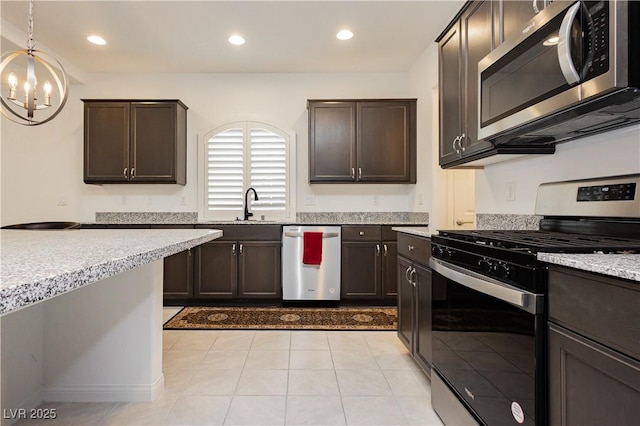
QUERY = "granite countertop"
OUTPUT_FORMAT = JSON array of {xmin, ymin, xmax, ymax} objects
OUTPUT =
[
  {"xmin": 538, "ymin": 253, "xmax": 640, "ymax": 282},
  {"xmin": 391, "ymin": 226, "xmax": 432, "ymax": 238},
  {"xmin": 0, "ymin": 229, "xmax": 222, "ymax": 315}
]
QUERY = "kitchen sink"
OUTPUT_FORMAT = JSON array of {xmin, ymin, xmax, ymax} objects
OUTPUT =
[{"xmin": 2, "ymin": 221, "xmax": 81, "ymax": 230}]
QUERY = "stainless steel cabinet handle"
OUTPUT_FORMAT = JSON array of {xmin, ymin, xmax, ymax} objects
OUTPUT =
[
  {"xmin": 376, "ymin": 244, "xmax": 380, "ymax": 256},
  {"xmin": 459, "ymin": 133, "xmax": 466, "ymax": 152},
  {"xmin": 557, "ymin": 3, "xmax": 581, "ymax": 85},
  {"xmin": 456, "ymin": 219, "xmax": 474, "ymax": 226},
  {"xmin": 410, "ymin": 267, "xmax": 417, "ymax": 287},
  {"xmin": 188, "ymin": 248, "xmax": 192, "ymax": 256},
  {"xmin": 232, "ymin": 243, "xmax": 236, "ymax": 255},
  {"xmin": 383, "ymin": 244, "xmax": 388, "ymax": 257},
  {"xmin": 239, "ymin": 244, "xmax": 243, "ymax": 255},
  {"xmin": 358, "ymin": 168, "xmax": 362, "ymax": 179},
  {"xmin": 405, "ymin": 266, "xmax": 412, "ymax": 283},
  {"xmin": 408, "ymin": 245, "xmax": 415, "ymax": 251},
  {"xmin": 359, "ymin": 231, "xmax": 365, "ymax": 236},
  {"xmin": 351, "ymin": 168, "xmax": 355, "ymax": 179},
  {"xmin": 123, "ymin": 168, "xmax": 128, "ymax": 178},
  {"xmin": 131, "ymin": 167, "xmax": 135, "ymax": 179},
  {"xmin": 452, "ymin": 136, "xmax": 461, "ymax": 153}
]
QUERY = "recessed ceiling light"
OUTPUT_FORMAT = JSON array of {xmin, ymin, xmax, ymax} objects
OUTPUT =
[
  {"xmin": 228, "ymin": 35, "xmax": 246, "ymax": 46},
  {"xmin": 87, "ymin": 35, "xmax": 107, "ymax": 45},
  {"xmin": 336, "ymin": 29, "xmax": 354, "ymax": 41}
]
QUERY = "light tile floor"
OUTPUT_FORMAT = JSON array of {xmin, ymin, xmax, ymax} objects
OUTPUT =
[{"xmin": 15, "ymin": 308, "xmax": 444, "ymax": 425}]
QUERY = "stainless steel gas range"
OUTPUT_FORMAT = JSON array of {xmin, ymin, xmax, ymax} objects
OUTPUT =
[{"xmin": 429, "ymin": 174, "xmax": 640, "ymax": 426}]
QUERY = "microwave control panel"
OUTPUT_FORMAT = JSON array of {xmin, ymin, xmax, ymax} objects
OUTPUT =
[{"xmin": 583, "ymin": 1, "xmax": 609, "ymax": 81}]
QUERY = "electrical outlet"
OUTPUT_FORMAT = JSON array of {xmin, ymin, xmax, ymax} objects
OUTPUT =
[
  {"xmin": 120, "ymin": 195, "xmax": 127, "ymax": 205},
  {"xmin": 56, "ymin": 197, "xmax": 67, "ymax": 207},
  {"xmin": 418, "ymin": 193, "xmax": 424, "ymax": 206},
  {"xmin": 179, "ymin": 196, "xmax": 186, "ymax": 206},
  {"xmin": 506, "ymin": 182, "xmax": 516, "ymax": 201},
  {"xmin": 147, "ymin": 196, "xmax": 153, "ymax": 205},
  {"xmin": 304, "ymin": 195, "xmax": 316, "ymax": 206},
  {"xmin": 373, "ymin": 195, "xmax": 379, "ymax": 206}
]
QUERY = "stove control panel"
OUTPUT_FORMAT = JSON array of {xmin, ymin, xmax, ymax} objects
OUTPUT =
[{"xmin": 577, "ymin": 182, "xmax": 636, "ymax": 202}]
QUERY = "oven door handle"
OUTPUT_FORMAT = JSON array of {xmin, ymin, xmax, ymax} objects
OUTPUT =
[{"xmin": 429, "ymin": 258, "xmax": 543, "ymax": 315}]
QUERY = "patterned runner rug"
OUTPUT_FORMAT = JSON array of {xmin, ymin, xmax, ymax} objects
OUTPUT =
[{"xmin": 164, "ymin": 306, "xmax": 398, "ymax": 331}]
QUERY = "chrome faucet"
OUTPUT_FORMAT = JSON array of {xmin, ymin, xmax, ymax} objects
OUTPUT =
[{"xmin": 244, "ymin": 187, "xmax": 259, "ymax": 220}]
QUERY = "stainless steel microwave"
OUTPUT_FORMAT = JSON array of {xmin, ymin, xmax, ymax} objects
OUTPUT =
[{"xmin": 478, "ymin": 0, "xmax": 640, "ymax": 145}]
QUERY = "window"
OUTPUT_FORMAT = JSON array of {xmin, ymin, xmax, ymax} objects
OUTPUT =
[{"xmin": 202, "ymin": 121, "xmax": 295, "ymax": 220}]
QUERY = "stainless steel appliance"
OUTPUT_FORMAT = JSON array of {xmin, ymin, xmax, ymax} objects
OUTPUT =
[
  {"xmin": 478, "ymin": 1, "xmax": 640, "ymax": 145},
  {"xmin": 430, "ymin": 174, "xmax": 640, "ymax": 426},
  {"xmin": 282, "ymin": 225, "xmax": 341, "ymax": 301}
]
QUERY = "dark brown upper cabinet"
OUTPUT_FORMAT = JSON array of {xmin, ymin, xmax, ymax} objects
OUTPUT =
[
  {"xmin": 83, "ymin": 100, "xmax": 187, "ymax": 184},
  {"xmin": 436, "ymin": 1, "xmax": 555, "ymax": 168},
  {"xmin": 308, "ymin": 99, "xmax": 416, "ymax": 184}
]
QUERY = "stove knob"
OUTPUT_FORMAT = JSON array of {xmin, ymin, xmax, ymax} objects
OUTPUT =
[
  {"xmin": 444, "ymin": 248, "xmax": 454, "ymax": 259},
  {"xmin": 496, "ymin": 262, "xmax": 512, "ymax": 279},
  {"xmin": 478, "ymin": 258, "xmax": 492, "ymax": 273}
]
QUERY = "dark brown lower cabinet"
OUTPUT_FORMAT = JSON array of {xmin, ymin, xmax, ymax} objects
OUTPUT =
[
  {"xmin": 163, "ymin": 249, "xmax": 194, "ymax": 300},
  {"xmin": 340, "ymin": 225, "xmax": 397, "ymax": 304},
  {"xmin": 548, "ymin": 266, "xmax": 640, "ymax": 426},
  {"xmin": 396, "ymin": 232, "xmax": 432, "ymax": 374},
  {"xmin": 194, "ymin": 225, "xmax": 282, "ymax": 300},
  {"xmin": 397, "ymin": 255, "xmax": 432, "ymax": 374}
]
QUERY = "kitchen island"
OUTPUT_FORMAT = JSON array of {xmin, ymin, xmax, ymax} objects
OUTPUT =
[{"xmin": 0, "ymin": 228, "xmax": 222, "ymax": 416}]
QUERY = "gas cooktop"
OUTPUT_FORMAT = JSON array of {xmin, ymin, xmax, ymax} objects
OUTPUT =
[{"xmin": 436, "ymin": 229, "xmax": 640, "ymax": 254}]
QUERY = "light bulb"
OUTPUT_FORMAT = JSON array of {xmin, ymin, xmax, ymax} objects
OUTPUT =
[
  {"xmin": 43, "ymin": 80, "xmax": 52, "ymax": 95},
  {"xmin": 8, "ymin": 72, "xmax": 18, "ymax": 89},
  {"xmin": 23, "ymin": 81, "xmax": 30, "ymax": 95}
]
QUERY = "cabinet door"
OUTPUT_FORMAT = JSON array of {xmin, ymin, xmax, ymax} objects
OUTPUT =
[
  {"xmin": 382, "ymin": 242, "xmax": 398, "ymax": 299},
  {"xmin": 438, "ymin": 22, "xmax": 463, "ymax": 166},
  {"xmin": 341, "ymin": 241, "xmax": 381, "ymax": 299},
  {"xmin": 131, "ymin": 102, "xmax": 184, "ymax": 184},
  {"xmin": 309, "ymin": 101, "xmax": 356, "ymax": 182},
  {"xmin": 549, "ymin": 323, "xmax": 640, "ymax": 426},
  {"xmin": 238, "ymin": 241, "xmax": 282, "ymax": 299},
  {"xmin": 396, "ymin": 256, "xmax": 414, "ymax": 352},
  {"xmin": 414, "ymin": 263, "xmax": 432, "ymax": 372},
  {"xmin": 460, "ymin": 0, "xmax": 494, "ymax": 157},
  {"xmin": 195, "ymin": 241, "xmax": 237, "ymax": 298},
  {"xmin": 84, "ymin": 102, "xmax": 130, "ymax": 183},
  {"xmin": 357, "ymin": 101, "xmax": 416, "ymax": 183},
  {"xmin": 163, "ymin": 249, "xmax": 193, "ymax": 300}
]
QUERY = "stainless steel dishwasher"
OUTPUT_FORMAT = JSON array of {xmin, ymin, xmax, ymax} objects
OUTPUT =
[{"xmin": 282, "ymin": 225, "xmax": 341, "ymax": 301}]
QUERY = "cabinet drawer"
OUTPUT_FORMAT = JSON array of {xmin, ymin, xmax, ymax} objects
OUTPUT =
[
  {"xmin": 397, "ymin": 233, "xmax": 430, "ymax": 264},
  {"xmin": 549, "ymin": 267, "xmax": 640, "ymax": 360},
  {"xmin": 342, "ymin": 225, "xmax": 381, "ymax": 241}
]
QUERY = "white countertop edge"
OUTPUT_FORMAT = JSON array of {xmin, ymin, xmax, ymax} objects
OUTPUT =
[
  {"xmin": 0, "ymin": 229, "xmax": 222, "ymax": 315},
  {"xmin": 537, "ymin": 252, "xmax": 640, "ymax": 282},
  {"xmin": 392, "ymin": 226, "xmax": 432, "ymax": 238}
]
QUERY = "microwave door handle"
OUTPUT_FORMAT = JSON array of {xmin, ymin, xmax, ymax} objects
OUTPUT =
[
  {"xmin": 557, "ymin": 2, "xmax": 581, "ymax": 85},
  {"xmin": 429, "ymin": 257, "xmax": 543, "ymax": 315}
]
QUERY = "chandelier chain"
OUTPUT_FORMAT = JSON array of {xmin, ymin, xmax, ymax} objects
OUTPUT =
[{"xmin": 27, "ymin": 0, "xmax": 35, "ymax": 52}]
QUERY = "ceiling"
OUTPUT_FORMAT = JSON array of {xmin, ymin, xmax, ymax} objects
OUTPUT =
[{"xmin": 0, "ymin": 1, "xmax": 464, "ymax": 76}]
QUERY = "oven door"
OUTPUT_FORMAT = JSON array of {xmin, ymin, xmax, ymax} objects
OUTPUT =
[
  {"xmin": 478, "ymin": 0, "xmax": 611, "ymax": 142},
  {"xmin": 429, "ymin": 258, "xmax": 545, "ymax": 426}
]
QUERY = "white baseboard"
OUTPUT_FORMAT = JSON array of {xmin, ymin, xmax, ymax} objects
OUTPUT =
[{"xmin": 43, "ymin": 374, "xmax": 164, "ymax": 403}]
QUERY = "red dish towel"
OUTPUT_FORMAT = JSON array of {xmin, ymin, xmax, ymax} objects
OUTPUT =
[{"xmin": 303, "ymin": 232, "xmax": 323, "ymax": 265}]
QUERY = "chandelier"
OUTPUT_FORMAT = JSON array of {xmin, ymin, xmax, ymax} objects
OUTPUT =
[{"xmin": 0, "ymin": 0, "xmax": 68, "ymax": 126}]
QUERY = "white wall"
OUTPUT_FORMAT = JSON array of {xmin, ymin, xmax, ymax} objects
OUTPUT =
[
  {"xmin": 476, "ymin": 125, "xmax": 640, "ymax": 214},
  {"xmin": 1, "ymin": 72, "xmax": 426, "ymax": 225}
]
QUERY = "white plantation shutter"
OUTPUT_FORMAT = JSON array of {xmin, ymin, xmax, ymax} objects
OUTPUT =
[
  {"xmin": 207, "ymin": 128, "xmax": 244, "ymax": 210},
  {"xmin": 204, "ymin": 121, "xmax": 293, "ymax": 219},
  {"xmin": 250, "ymin": 128, "xmax": 287, "ymax": 211}
]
